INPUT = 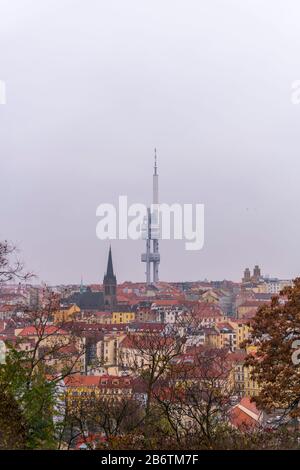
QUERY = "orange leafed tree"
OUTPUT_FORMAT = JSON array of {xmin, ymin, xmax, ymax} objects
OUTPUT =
[{"xmin": 245, "ymin": 278, "xmax": 300, "ymax": 416}]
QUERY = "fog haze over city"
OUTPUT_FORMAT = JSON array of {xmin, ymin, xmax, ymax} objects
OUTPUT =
[{"xmin": 1, "ymin": 0, "xmax": 300, "ymax": 284}]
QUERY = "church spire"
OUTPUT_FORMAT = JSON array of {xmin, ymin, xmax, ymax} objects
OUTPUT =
[
  {"xmin": 103, "ymin": 245, "xmax": 117, "ymax": 311},
  {"xmin": 106, "ymin": 245, "xmax": 115, "ymax": 279}
]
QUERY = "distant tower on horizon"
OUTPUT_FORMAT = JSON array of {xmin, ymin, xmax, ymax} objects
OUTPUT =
[
  {"xmin": 141, "ymin": 150, "xmax": 161, "ymax": 285},
  {"xmin": 103, "ymin": 246, "xmax": 117, "ymax": 310},
  {"xmin": 252, "ymin": 265, "xmax": 261, "ymax": 282},
  {"xmin": 242, "ymin": 265, "xmax": 262, "ymax": 284},
  {"xmin": 242, "ymin": 267, "xmax": 251, "ymax": 283}
]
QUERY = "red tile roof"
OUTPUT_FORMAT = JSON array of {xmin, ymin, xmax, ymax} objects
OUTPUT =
[
  {"xmin": 120, "ymin": 333, "xmax": 173, "ymax": 350},
  {"xmin": 64, "ymin": 375, "xmax": 100, "ymax": 387},
  {"xmin": 228, "ymin": 350, "xmax": 247, "ymax": 362},
  {"xmin": 230, "ymin": 407, "xmax": 258, "ymax": 429},
  {"xmin": 64, "ymin": 374, "xmax": 132, "ymax": 389},
  {"xmin": 238, "ymin": 301, "xmax": 266, "ymax": 308},
  {"xmin": 152, "ymin": 299, "xmax": 180, "ymax": 306},
  {"xmin": 217, "ymin": 322, "xmax": 234, "ymax": 330},
  {"xmin": 194, "ymin": 303, "xmax": 224, "ymax": 318},
  {"xmin": 0, "ymin": 304, "xmax": 15, "ymax": 312},
  {"xmin": 230, "ymin": 397, "xmax": 261, "ymax": 429},
  {"xmin": 239, "ymin": 396, "xmax": 260, "ymax": 414},
  {"xmin": 117, "ymin": 295, "xmax": 131, "ymax": 303},
  {"xmin": 18, "ymin": 325, "xmax": 68, "ymax": 337}
]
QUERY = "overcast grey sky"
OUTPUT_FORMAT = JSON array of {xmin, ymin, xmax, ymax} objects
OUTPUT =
[{"xmin": 1, "ymin": 0, "xmax": 300, "ymax": 284}]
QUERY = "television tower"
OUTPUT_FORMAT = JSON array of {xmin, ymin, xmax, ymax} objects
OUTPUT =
[{"xmin": 141, "ymin": 149, "xmax": 160, "ymax": 284}]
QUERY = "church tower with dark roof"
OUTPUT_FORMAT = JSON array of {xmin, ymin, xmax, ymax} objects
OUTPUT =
[{"xmin": 103, "ymin": 246, "xmax": 117, "ymax": 310}]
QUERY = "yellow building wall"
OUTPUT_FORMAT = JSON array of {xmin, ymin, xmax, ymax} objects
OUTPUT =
[
  {"xmin": 112, "ymin": 311, "xmax": 135, "ymax": 324},
  {"xmin": 229, "ymin": 321, "xmax": 251, "ymax": 348},
  {"xmin": 234, "ymin": 362, "xmax": 260, "ymax": 397},
  {"xmin": 54, "ymin": 304, "xmax": 80, "ymax": 323}
]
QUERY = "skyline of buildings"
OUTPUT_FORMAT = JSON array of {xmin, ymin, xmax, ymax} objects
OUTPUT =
[{"xmin": 0, "ymin": 252, "xmax": 295, "ymax": 448}]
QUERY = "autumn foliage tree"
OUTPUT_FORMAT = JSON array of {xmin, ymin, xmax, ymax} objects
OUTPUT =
[
  {"xmin": 245, "ymin": 278, "xmax": 300, "ymax": 417},
  {"xmin": 119, "ymin": 323, "xmax": 187, "ymax": 420},
  {"xmin": 0, "ymin": 240, "xmax": 85, "ymax": 448},
  {"xmin": 152, "ymin": 347, "xmax": 237, "ymax": 449}
]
